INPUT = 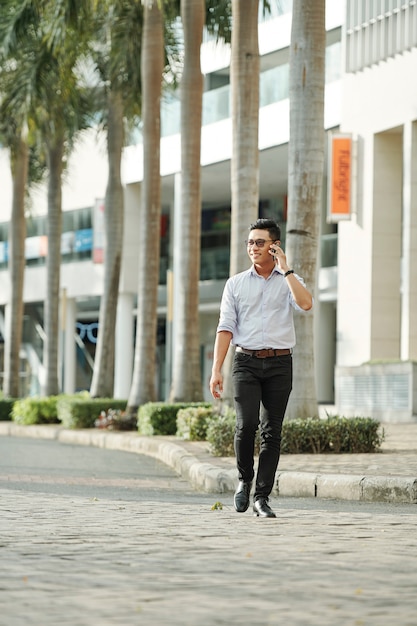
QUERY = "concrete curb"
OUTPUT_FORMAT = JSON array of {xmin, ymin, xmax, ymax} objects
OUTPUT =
[
  {"xmin": 275, "ymin": 470, "xmax": 417, "ymax": 503},
  {"xmin": 1, "ymin": 422, "xmax": 416, "ymax": 504}
]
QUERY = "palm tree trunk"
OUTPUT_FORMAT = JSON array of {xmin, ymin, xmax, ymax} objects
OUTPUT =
[
  {"xmin": 221, "ymin": 0, "xmax": 261, "ymax": 405},
  {"xmin": 3, "ymin": 130, "xmax": 28, "ymax": 398},
  {"xmin": 90, "ymin": 88, "xmax": 124, "ymax": 398},
  {"xmin": 169, "ymin": 0, "xmax": 205, "ymax": 402},
  {"xmin": 230, "ymin": 0, "xmax": 260, "ymax": 276},
  {"xmin": 286, "ymin": 0, "xmax": 326, "ymax": 418},
  {"xmin": 127, "ymin": 0, "xmax": 163, "ymax": 413},
  {"xmin": 44, "ymin": 138, "xmax": 64, "ymax": 396}
]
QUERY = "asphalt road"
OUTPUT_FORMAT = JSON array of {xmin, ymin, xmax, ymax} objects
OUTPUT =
[
  {"xmin": 1, "ymin": 437, "xmax": 416, "ymax": 626},
  {"xmin": 0, "ymin": 436, "xmax": 203, "ymax": 502}
]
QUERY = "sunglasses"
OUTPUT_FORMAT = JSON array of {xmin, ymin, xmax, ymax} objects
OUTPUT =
[{"xmin": 245, "ymin": 239, "xmax": 274, "ymax": 248}]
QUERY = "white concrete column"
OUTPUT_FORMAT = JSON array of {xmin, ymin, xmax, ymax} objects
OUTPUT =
[
  {"xmin": 63, "ymin": 296, "xmax": 76, "ymax": 394},
  {"xmin": 315, "ymin": 300, "xmax": 336, "ymax": 404},
  {"xmin": 167, "ymin": 172, "xmax": 182, "ymax": 397},
  {"xmin": 370, "ymin": 130, "xmax": 402, "ymax": 359},
  {"xmin": 401, "ymin": 121, "xmax": 417, "ymax": 360},
  {"xmin": 2, "ymin": 303, "xmax": 11, "ymax": 380},
  {"xmin": 165, "ymin": 268, "xmax": 173, "ymax": 400},
  {"xmin": 114, "ymin": 292, "xmax": 134, "ymax": 399},
  {"xmin": 172, "ymin": 172, "xmax": 182, "ymax": 350}
]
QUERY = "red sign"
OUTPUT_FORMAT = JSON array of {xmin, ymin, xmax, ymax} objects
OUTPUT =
[{"xmin": 328, "ymin": 135, "xmax": 352, "ymax": 222}]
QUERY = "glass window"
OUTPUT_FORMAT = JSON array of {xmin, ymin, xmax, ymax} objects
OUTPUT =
[
  {"xmin": 326, "ymin": 41, "xmax": 342, "ymax": 83},
  {"xmin": 260, "ymin": 64, "xmax": 290, "ymax": 108},
  {"xmin": 200, "ymin": 206, "xmax": 231, "ymax": 281}
]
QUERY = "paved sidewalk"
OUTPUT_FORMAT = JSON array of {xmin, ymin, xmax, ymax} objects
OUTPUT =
[
  {"xmin": 2, "ymin": 486, "xmax": 416, "ymax": 626},
  {"xmin": 1, "ymin": 421, "xmax": 417, "ymax": 504}
]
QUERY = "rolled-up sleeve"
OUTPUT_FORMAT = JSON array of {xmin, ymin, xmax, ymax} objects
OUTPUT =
[{"xmin": 216, "ymin": 278, "xmax": 236, "ymax": 335}]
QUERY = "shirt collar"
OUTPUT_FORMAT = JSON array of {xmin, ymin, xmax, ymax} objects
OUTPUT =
[{"xmin": 249, "ymin": 264, "xmax": 283, "ymax": 278}]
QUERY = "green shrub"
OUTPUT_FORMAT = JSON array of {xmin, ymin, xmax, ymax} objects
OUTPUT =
[
  {"xmin": 176, "ymin": 406, "xmax": 216, "ymax": 441},
  {"xmin": 138, "ymin": 402, "xmax": 211, "ymax": 436},
  {"xmin": 206, "ymin": 411, "xmax": 384, "ymax": 456},
  {"xmin": 280, "ymin": 417, "xmax": 329, "ymax": 454},
  {"xmin": 57, "ymin": 396, "xmax": 127, "ymax": 429},
  {"xmin": 12, "ymin": 396, "xmax": 60, "ymax": 425},
  {"xmin": 280, "ymin": 415, "xmax": 384, "ymax": 454},
  {"xmin": 206, "ymin": 407, "xmax": 236, "ymax": 456},
  {"xmin": 206, "ymin": 406, "xmax": 261, "ymax": 457},
  {"xmin": 0, "ymin": 398, "xmax": 16, "ymax": 421},
  {"xmin": 325, "ymin": 416, "xmax": 384, "ymax": 453}
]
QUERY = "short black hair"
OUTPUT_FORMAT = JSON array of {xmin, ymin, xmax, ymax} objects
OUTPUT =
[{"xmin": 249, "ymin": 218, "xmax": 281, "ymax": 241}]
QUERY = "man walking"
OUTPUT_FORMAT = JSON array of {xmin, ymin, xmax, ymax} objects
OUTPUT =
[{"xmin": 209, "ymin": 218, "xmax": 313, "ymax": 518}]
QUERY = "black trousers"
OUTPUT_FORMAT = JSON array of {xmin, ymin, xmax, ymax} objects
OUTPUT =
[{"xmin": 232, "ymin": 351, "xmax": 292, "ymax": 500}]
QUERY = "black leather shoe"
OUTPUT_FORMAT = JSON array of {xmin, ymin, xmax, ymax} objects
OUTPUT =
[
  {"xmin": 234, "ymin": 481, "xmax": 252, "ymax": 512},
  {"xmin": 253, "ymin": 498, "xmax": 276, "ymax": 518}
]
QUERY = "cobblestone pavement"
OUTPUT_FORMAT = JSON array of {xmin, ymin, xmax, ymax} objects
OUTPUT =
[
  {"xmin": 1, "ymin": 487, "xmax": 417, "ymax": 626},
  {"xmin": 1, "ymin": 429, "xmax": 417, "ymax": 625}
]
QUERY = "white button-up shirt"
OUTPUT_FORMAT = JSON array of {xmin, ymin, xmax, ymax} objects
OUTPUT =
[{"xmin": 216, "ymin": 265, "xmax": 310, "ymax": 349}]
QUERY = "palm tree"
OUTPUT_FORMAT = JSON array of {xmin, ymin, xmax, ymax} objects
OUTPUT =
[
  {"xmin": 0, "ymin": 26, "xmax": 27, "ymax": 398},
  {"xmin": 126, "ymin": 0, "xmax": 164, "ymax": 411},
  {"xmin": 128, "ymin": 1, "xmax": 233, "ymax": 410},
  {"xmin": 88, "ymin": 2, "xmax": 143, "ymax": 398},
  {"xmin": 169, "ymin": 0, "xmax": 206, "ymax": 402},
  {"xmin": 89, "ymin": 83, "xmax": 125, "ymax": 398},
  {"xmin": 0, "ymin": 7, "xmax": 37, "ymax": 399},
  {"xmin": 44, "ymin": 0, "xmax": 179, "ymax": 400},
  {"xmin": 42, "ymin": 0, "xmax": 143, "ymax": 398},
  {"xmin": 44, "ymin": 0, "xmax": 171, "ymax": 401},
  {"xmin": 286, "ymin": 0, "xmax": 326, "ymax": 418},
  {"xmin": 2, "ymin": 0, "xmax": 143, "ymax": 399},
  {"xmin": 229, "ymin": 0, "xmax": 260, "ymax": 277},
  {"xmin": 37, "ymin": 42, "xmax": 93, "ymax": 396},
  {"xmin": 1, "ymin": 3, "xmax": 90, "ymax": 397},
  {"xmin": 219, "ymin": 0, "xmax": 260, "ymax": 405},
  {"xmin": 230, "ymin": 1, "xmax": 284, "ymax": 263},
  {"xmin": 0, "ymin": 118, "xmax": 28, "ymax": 398}
]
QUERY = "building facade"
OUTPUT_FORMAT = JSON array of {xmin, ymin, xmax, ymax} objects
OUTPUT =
[{"xmin": 335, "ymin": 0, "xmax": 417, "ymax": 420}]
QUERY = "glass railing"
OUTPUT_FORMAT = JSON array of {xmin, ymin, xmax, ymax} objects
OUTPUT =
[
  {"xmin": 161, "ymin": 96, "xmax": 180, "ymax": 138},
  {"xmin": 202, "ymin": 83, "xmax": 231, "ymax": 126},
  {"xmin": 260, "ymin": 64, "xmax": 290, "ymax": 108},
  {"xmin": 321, "ymin": 233, "xmax": 338, "ymax": 268},
  {"xmin": 200, "ymin": 246, "xmax": 230, "ymax": 281},
  {"xmin": 157, "ymin": 41, "xmax": 341, "ymax": 140}
]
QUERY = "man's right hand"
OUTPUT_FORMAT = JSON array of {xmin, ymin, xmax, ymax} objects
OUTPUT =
[{"xmin": 209, "ymin": 371, "xmax": 223, "ymax": 400}]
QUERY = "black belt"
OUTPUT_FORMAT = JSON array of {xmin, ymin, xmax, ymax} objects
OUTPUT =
[{"xmin": 236, "ymin": 347, "xmax": 292, "ymax": 358}]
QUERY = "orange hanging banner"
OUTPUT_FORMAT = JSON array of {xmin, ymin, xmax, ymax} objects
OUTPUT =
[{"xmin": 328, "ymin": 135, "xmax": 352, "ymax": 222}]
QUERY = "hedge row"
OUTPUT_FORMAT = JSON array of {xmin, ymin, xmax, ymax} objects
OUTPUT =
[
  {"xmin": 176, "ymin": 406, "xmax": 384, "ymax": 456},
  {"xmin": 10, "ymin": 394, "xmax": 128, "ymax": 428},
  {"xmin": 281, "ymin": 415, "xmax": 383, "ymax": 454},
  {"xmin": 7, "ymin": 395, "xmax": 211, "ymax": 433},
  {"xmin": 57, "ymin": 397, "xmax": 128, "ymax": 429},
  {"xmin": 0, "ymin": 398, "xmax": 16, "ymax": 421},
  {"xmin": 137, "ymin": 402, "xmax": 212, "ymax": 436},
  {"xmin": 11, "ymin": 396, "xmax": 61, "ymax": 425},
  {"xmin": 4, "ymin": 394, "xmax": 384, "ymax": 455}
]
